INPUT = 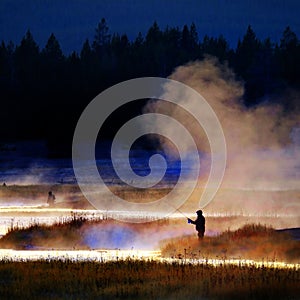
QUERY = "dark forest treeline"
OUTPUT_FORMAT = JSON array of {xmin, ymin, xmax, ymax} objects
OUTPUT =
[{"xmin": 0, "ymin": 19, "xmax": 299, "ymax": 156}]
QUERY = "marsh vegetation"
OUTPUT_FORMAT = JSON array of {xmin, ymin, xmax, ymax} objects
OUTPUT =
[{"xmin": 0, "ymin": 259, "xmax": 299, "ymax": 299}]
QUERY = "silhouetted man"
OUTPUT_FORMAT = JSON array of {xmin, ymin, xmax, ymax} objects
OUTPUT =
[
  {"xmin": 188, "ymin": 210, "xmax": 205, "ymax": 239},
  {"xmin": 47, "ymin": 191, "xmax": 56, "ymax": 207}
]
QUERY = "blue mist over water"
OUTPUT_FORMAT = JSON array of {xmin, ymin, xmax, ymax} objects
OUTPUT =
[
  {"xmin": 0, "ymin": 140, "xmax": 185, "ymax": 187},
  {"xmin": 83, "ymin": 224, "xmax": 137, "ymax": 249}
]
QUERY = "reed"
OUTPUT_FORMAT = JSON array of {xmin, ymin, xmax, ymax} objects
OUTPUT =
[{"xmin": 0, "ymin": 259, "xmax": 299, "ymax": 299}]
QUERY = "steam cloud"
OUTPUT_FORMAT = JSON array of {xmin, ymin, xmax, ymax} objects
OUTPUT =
[{"xmin": 143, "ymin": 57, "xmax": 300, "ymax": 213}]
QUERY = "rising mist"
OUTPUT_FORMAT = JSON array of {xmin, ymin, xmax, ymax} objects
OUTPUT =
[{"xmin": 143, "ymin": 57, "xmax": 300, "ymax": 215}]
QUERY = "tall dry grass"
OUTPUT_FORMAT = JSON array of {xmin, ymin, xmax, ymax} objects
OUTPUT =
[
  {"xmin": 0, "ymin": 213, "xmax": 90, "ymax": 249},
  {"xmin": 160, "ymin": 224, "xmax": 300, "ymax": 263},
  {"xmin": 0, "ymin": 259, "xmax": 299, "ymax": 299},
  {"xmin": 0, "ymin": 213, "xmax": 171, "ymax": 249}
]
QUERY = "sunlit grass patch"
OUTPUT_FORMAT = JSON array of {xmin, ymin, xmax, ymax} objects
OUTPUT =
[
  {"xmin": 160, "ymin": 224, "xmax": 300, "ymax": 263},
  {"xmin": 0, "ymin": 213, "xmax": 171, "ymax": 250},
  {"xmin": 0, "ymin": 213, "xmax": 90, "ymax": 249}
]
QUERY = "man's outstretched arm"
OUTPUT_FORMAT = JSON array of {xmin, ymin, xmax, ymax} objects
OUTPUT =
[{"xmin": 187, "ymin": 218, "xmax": 196, "ymax": 225}]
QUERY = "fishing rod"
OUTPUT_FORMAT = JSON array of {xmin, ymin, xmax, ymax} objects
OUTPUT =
[
  {"xmin": 167, "ymin": 202, "xmax": 189, "ymax": 219},
  {"xmin": 175, "ymin": 208, "xmax": 189, "ymax": 219},
  {"xmin": 175, "ymin": 207, "xmax": 194, "ymax": 224}
]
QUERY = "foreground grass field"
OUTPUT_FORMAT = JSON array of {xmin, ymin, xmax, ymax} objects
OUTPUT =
[
  {"xmin": 0, "ymin": 259, "xmax": 299, "ymax": 300},
  {"xmin": 0, "ymin": 215, "xmax": 299, "ymax": 299}
]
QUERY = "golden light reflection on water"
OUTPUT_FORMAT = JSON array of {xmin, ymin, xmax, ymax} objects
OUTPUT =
[{"xmin": 0, "ymin": 249, "xmax": 298, "ymax": 270}]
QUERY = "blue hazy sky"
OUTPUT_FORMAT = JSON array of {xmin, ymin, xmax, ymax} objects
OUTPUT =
[{"xmin": 0, "ymin": 0, "xmax": 299, "ymax": 54}]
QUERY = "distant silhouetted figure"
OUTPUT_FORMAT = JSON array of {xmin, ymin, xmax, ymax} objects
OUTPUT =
[
  {"xmin": 188, "ymin": 210, "xmax": 205, "ymax": 239},
  {"xmin": 2, "ymin": 182, "xmax": 6, "ymax": 187},
  {"xmin": 47, "ymin": 191, "xmax": 56, "ymax": 207}
]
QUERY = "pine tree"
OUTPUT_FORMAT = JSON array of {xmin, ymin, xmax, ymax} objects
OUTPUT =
[
  {"xmin": 42, "ymin": 33, "xmax": 64, "ymax": 62},
  {"xmin": 278, "ymin": 26, "xmax": 299, "ymax": 83},
  {"xmin": 14, "ymin": 30, "xmax": 41, "ymax": 95},
  {"xmin": 92, "ymin": 18, "xmax": 111, "ymax": 53}
]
